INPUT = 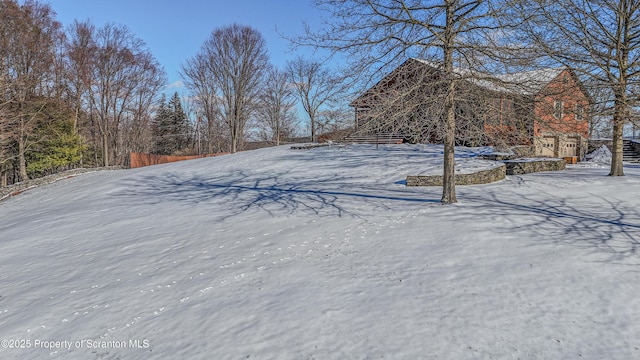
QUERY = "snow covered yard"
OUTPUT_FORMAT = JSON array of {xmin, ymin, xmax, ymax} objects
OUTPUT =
[{"xmin": 1, "ymin": 144, "xmax": 639, "ymax": 359}]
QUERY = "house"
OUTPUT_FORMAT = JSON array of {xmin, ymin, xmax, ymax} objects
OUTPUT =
[{"xmin": 349, "ymin": 58, "xmax": 591, "ymax": 160}]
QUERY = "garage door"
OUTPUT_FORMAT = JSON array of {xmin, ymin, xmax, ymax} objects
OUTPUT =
[
  {"xmin": 563, "ymin": 138, "xmax": 578, "ymax": 157},
  {"xmin": 540, "ymin": 137, "xmax": 556, "ymax": 157}
]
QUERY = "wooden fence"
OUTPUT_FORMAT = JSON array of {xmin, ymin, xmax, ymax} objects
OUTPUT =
[{"xmin": 129, "ymin": 152, "xmax": 228, "ymax": 169}]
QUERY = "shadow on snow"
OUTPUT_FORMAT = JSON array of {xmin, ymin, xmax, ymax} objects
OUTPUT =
[
  {"xmin": 111, "ymin": 170, "xmax": 440, "ymax": 220},
  {"xmin": 111, "ymin": 153, "xmax": 640, "ymax": 262}
]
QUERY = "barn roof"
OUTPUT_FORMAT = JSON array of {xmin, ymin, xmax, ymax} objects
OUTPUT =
[
  {"xmin": 413, "ymin": 58, "xmax": 566, "ymax": 95},
  {"xmin": 350, "ymin": 58, "xmax": 583, "ymax": 106},
  {"xmin": 495, "ymin": 68, "xmax": 566, "ymax": 95}
]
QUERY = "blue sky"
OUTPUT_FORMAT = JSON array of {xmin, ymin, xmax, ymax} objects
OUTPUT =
[{"xmin": 45, "ymin": 0, "xmax": 324, "ymax": 93}]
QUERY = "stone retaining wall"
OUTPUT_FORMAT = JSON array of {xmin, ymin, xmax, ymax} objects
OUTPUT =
[
  {"xmin": 406, "ymin": 157, "xmax": 566, "ymax": 186},
  {"xmin": 0, "ymin": 167, "xmax": 122, "ymax": 202},
  {"xmin": 511, "ymin": 145, "xmax": 535, "ymax": 158},
  {"xmin": 290, "ymin": 144, "xmax": 330, "ymax": 150},
  {"xmin": 407, "ymin": 163, "xmax": 506, "ymax": 186},
  {"xmin": 503, "ymin": 158, "xmax": 566, "ymax": 175}
]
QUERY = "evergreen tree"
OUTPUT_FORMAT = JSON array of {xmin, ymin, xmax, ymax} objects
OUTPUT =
[
  {"xmin": 167, "ymin": 92, "xmax": 191, "ymax": 152},
  {"xmin": 151, "ymin": 94, "xmax": 171, "ymax": 154},
  {"xmin": 25, "ymin": 101, "xmax": 83, "ymax": 178},
  {"xmin": 151, "ymin": 93, "xmax": 191, "ymax": 155}
]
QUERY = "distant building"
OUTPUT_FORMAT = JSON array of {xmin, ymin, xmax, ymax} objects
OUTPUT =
[{"xmin": 350, "ymin": 58, "xmax": 591, "ymax": 160}]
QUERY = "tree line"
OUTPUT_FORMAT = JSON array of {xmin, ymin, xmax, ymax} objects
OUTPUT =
[
  {"xmin": 3, "ymin": 0, "xmax": 638, "ymax": 205},
  {"xmin": 0, "ymin": 0, "xmax": 347, "ymax": 187},
  {"xmin": 0, "ymin": 0, "xmax": 166, "ymax": 185}
]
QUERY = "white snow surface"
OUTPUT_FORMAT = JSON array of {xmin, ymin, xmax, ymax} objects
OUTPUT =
[
  {"xmin": 1, "ymin": 144, "xmax": 640, "ymax": 360},
  {"xmin": 586, "ymin": 145, "xmax": 613, "ymax": 165}
]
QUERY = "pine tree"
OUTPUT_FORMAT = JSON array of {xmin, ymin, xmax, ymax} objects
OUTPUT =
[
  {"xmin": 151, "ymin": 94, "xmax": 170, "ymax": 155},
  {"xmin": 167, "ymin": 92, "xmax": 191, "ymax": 152},
  {"xmin": 151, "ymin": 93, "xmax": 191, "ymax": 155}
]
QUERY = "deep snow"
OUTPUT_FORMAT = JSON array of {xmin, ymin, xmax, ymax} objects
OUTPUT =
[
  {"xmin": 585, "ymin": 145, "xmax": 613, "ymax": 165},
  {"xmin": 1, "ymin": 144, "xmax": 639, "ymax": 359}
]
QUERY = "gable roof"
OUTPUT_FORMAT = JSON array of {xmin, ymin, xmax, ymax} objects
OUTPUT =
[
  {"xmin": 413, "ymin": 58, "xmax": 567, "ymax": 96},
  {"xmin": 351, "ymin": 58, "xmax": 582, "ymax": 106},
  {"xmin": 495, "ymin": 68, "xmax": 566, "ymax": 95}
]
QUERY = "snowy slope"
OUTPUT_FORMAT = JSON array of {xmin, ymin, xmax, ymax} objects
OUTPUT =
[{"xmin": 1, "ymin": 144, "xmax": 640, "ymax": 360}]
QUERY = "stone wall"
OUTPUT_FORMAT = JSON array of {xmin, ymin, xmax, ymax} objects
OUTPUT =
[
  {"xmin": 511, "ymin": 145, "xmax": 535, "ymax": 158},
  {"xmin": 290, "ymin": 144, "xmax": 330, "ymax": 150},
  {"xmin": 0, "ymin": 167, "xmax": 122, "ymax": 202},
  {"xmin": 503, "ymin": 158, "xmax": 566, "ymax": 175},
  {"xmin": 407, "ymin": 163, "xmax": 506, "ymax": 186}
]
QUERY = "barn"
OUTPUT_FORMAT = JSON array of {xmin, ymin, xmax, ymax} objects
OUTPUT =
[{"xmin": 349, "ymin": 58, "xmax": 591, "ymax": 160}]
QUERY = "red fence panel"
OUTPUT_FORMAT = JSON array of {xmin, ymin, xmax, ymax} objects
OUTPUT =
[{"xmin": 129, "ymin": 152, "xmax": 228, "ymax": 169}]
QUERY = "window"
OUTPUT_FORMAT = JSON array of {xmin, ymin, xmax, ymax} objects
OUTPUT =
[
  {"xmin": 575, "ymin": 104, "xmax": 584, "ymax": 120},
  {"xmin": 554, "ymin": 101, "xmax": 564, "ymax": 119}
]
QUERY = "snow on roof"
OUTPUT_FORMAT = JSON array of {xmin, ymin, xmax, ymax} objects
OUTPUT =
[
  {"xmin": 495, "ymin": 68, "xmax": 565, "ymax": 95},
  {"xmin": 411, "ymin": 58, "xmax": 565, "ymax": 95}
]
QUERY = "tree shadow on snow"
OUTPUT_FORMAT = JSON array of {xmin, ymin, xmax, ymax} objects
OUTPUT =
[
  {"xmin": 111, "ymin": 170, "xmax": 440, "ymax": 220},
  {"xmin": 460, "ymin": 190, "xmax": 640, "ymax": 262}
]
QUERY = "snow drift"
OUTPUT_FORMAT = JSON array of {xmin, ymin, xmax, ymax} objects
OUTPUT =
[{"xmin": 586, "ymin": 144, "xmax": 612, "ymax": 164}]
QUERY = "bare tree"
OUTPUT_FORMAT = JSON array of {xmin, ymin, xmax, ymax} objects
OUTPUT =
[
  {"xmin": 179, "ymin": 95, "xmax": 207, "ymax": 155},
  {"xmin": 88, "ymin": 23, "xmax": 165, "ymax": 166},
  {"xmin": 317, "ymin": 106, "xmax": 353, "ymax": 134},
  {"xmin": 122, "ymin": 51, "xmax": 166, "ymax": 156},
  {"xmin": 506, "ymin": 0, "xmax": 640, "ymax": 176},
  {"xmin": 182, "ymin": 24, "xmax": 269, "ymax": 153},
  {"xmin": 300, "ymin": 0, "xmax": 507, "ymax": 203},
  {"xmin": 65, "ymin": 20, "xmax": 96, "ymax": 136},
  {"xmin": 286, "ymin": 57, "xmax": 344, "ymax": 142},
  {"xmin": 0, "ymin": 0, "xmax": 63, "ymax": 181},
  {"xmin": 0, "ymin": 1, "xmax": 15, "ymax": 183},
  {"xmin": 256, "ymin": 66, "xmax": 298, "ymax": 146},
  {"xmin": 181, "ymin": 53, "xmax": 226, "ymax": 154},
  {"xmin": 0, "ymin": 2, "xmax": 164, "ymax": 182}
]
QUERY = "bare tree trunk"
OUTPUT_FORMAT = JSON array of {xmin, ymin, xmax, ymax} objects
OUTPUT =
[
  {"xmin": 17, "ymin": 114, "xmax": 29, "ymax": 182},
  {"xmin": 231, "ymin": 136, "xmax": 238, "ymax": 154},
  {"xmin": 18, "ymin": 137, "xmax": 28, "ymax": 182},
  {"xmin": 610, "ymin": 119, "xmax": 624, "ymax": 176},
  {"xmin": 207, "ymin": 119, "xmax": 214, "ymax": 154},
  {"xmin": 610, "ymin": 92, "xmax": 626, "ymax": 176},
  {"xmin": 441, "ymin": 0, "xmax": 457, "ymax": 204},
  {"xmin": 102, "ymin": 131, "xmax": 109, "ymax": 167},
  {"xmin": 442, "ymin": 85, "xmax": 457, "ymax": 204},
  {"xmin": 310, "ymin": 114, "xmax": 316, "ymax": 142}
]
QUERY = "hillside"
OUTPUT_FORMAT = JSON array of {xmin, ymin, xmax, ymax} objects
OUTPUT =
[{"xmin": 1, "ymin": 144, "xmax": 639, "ymax": 359}]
